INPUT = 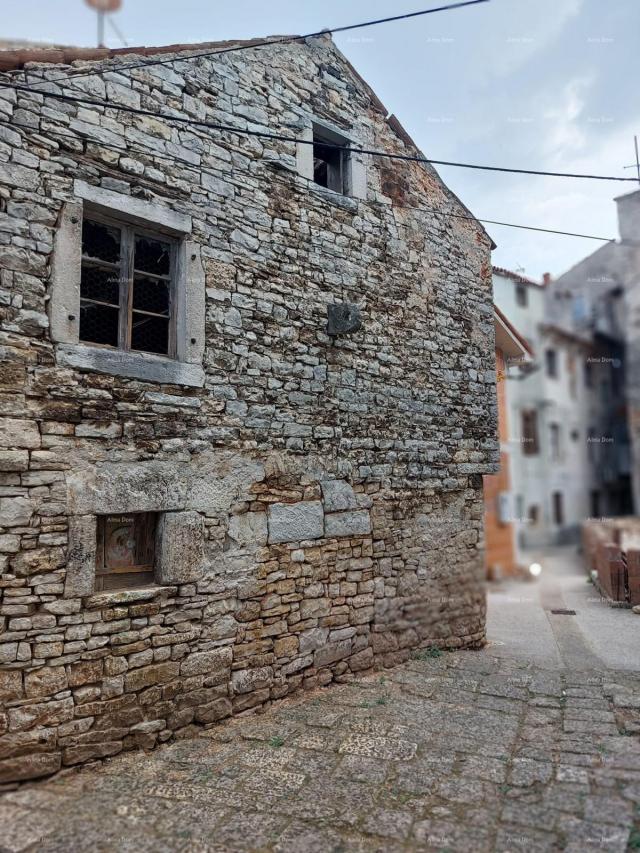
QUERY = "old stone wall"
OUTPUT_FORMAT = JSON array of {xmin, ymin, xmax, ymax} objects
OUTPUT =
[{"xmin": 0, "ymin": 35, "xmax": 497, "ymax": 784}]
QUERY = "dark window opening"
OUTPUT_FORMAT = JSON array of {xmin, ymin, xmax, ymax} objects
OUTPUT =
[
  {"xmin": 552, "ymin": 492, "xmax": 564, "ymax": 526},
  {"xmin": 312, "ymin": 127, "xmax": 349, "ymax": 194},
  {"xmin": 80, "ymin": 216, "xmax": 175, "ymax": 356},
  {"xmin": 95, "ymin": 513, "xmax": 156, "ymax": 591},
  {"xmin": 528, "ymin": 505, "xmax": 540, "ymax": 524},
  {"xmin": 584, "ymin": 360, "xmax": 593, "ymax": 388},
  {"xmin": 549, "ymin": 423, "xmax": 561, "ymax": 461},
  {"xmin": 521, "ymin": 409, "xmax": 539, "ymax": 455},
  {"xmin": 545, "ymin": 348, "xmax": 558, "ymax": 378},
  {"xmin": 515, "ymin": 283, "xmax": 528, "ymax": 307}
]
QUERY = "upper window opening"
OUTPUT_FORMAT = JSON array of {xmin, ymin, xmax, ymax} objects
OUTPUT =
[
  {"xmin": 312, "ymin": 126, "xmax": 349, "ymax": 194},
  {"xmin": 95, "ymin": 512, "xmax": 156, "ymax": 591},
  {"xmin": 545, "ymin": 348, "xmax": 558, "ymax": 378},
  {"xmin": 515, "ymin": 283, "xmax": 528, "ymax": 307},
  {"xmin": 80, "ymin": 216, "xmax": 175, "ymax": 356},
  {"xmin": 521, "ymin": 409, "xmax": 539, "ymax": 456}
]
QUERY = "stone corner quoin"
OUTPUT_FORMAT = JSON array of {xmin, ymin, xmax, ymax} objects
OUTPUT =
[{"xmin": 0, "ymin": 35, "xmax": 498, "ymax": 785}]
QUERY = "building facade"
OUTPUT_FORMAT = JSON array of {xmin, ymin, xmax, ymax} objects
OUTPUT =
[
  {"xmin": 493, "ymin": 268, "xmax": 611, "ymax": 548},
  {"xmin": 482, "ymin": 307, "xmax": 531, "ymax": 577},
  {"xmin": 0, "ymin": 36, "xmax": 497, "ymax": 783}
]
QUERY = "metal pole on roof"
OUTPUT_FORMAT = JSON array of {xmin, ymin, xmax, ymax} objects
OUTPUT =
[{"xmin": 97, "ymin": 10, "xmax": 105, "ymax": 47}]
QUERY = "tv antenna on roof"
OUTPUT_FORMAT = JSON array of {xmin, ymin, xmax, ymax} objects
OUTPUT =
[{"xmin": 84, "ymin": 0, "xmax": 122, "ymax": 48}]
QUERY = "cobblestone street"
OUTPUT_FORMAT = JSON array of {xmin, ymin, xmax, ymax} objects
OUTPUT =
[{"xmin": 2, "ymin": 644, "xmax": 640, "ymax": 852}]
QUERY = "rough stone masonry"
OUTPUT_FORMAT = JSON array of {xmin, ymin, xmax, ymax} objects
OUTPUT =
[{"xmin": 0, "ymin": 33, "xmax": 498, "ymax": 784}]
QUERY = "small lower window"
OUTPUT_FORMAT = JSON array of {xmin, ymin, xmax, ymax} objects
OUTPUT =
[{"xmin": 95, "ymin": 513, "xmax": 156, "ymax": 591}]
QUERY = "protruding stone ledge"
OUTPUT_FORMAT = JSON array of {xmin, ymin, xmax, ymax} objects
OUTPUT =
[{"xmin": 83, "ymin": 586, "xmax": 171, "ymax": 609}]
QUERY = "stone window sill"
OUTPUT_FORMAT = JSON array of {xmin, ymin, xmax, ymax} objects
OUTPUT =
[
  {"xmin": 57, "ymin": 343, "xmax": 205, "ymax": 388},
  {"xmin": 307, "ymin": 182, "xmax": 359, "ymax": 211},
  {"xmin": 84, "ymin": 585, "xmax": 173, "ymax": 609}
]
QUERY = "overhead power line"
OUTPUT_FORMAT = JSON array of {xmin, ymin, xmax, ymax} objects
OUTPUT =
[
  {"xmin": 4, "ymin": 83, "xmax": 637, "ymax": 183},
  {"xmin": 1, "ymin": 115, "xmax": 616, "ymax": 242},
  {"xmin": 4, "ymin": 1, "xmax": 490, "ymax": 90}
]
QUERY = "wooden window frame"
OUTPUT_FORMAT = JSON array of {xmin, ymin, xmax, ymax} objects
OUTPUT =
[
  {"xmin": 552, "ymin": 491, "xmax": 564, "ymax": 526},
  {"xmin": 521, "ymin": 409, "xmax": 539, "ymax": 456},
  {"xmin": 95, "ymin": 512, "xmax": 157, "ymax": 592},
  {"xmin": 545, "ymin": 348, "xmax": 558, "ymax": 378},
  {"xmin": 80, "ymin": 212, "xmax": 178, "ymax": 358}
]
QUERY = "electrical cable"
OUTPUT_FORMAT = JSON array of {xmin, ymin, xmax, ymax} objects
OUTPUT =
[
  {"xmin": 1, "ymin": 115, "xmax": 616, "ymax": 242},
  {"xmin": 1, "ymin": 1, "xmax": 490, "ymax": 90},
  {"xmin": 3, "ymin": 83, "xmax": 637, "ymax": 183}
]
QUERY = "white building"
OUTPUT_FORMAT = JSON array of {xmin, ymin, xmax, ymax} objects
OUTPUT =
[{"xmin": 492, "ymin": 268, "xmax": 602, "ymax": 549}]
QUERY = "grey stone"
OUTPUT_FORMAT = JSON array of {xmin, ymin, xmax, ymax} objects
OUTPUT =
[
  {"xmin": 57, "ymin": 344, "xmax": 205, "ymax": 388},
  {"xmin": 227, "ymin": 512, "xmax": 268, "ymax": 549},
  {"xmin": 0, "ymin": 418, "xmax": 40, "ymax": 449},
  {"xmin": 299, "ymin": 627, "xmax": 329, "ymax": 654},
  {"xmin": 0, "ymin": 450, "xmax": 29, "ymax": 471},
  {"xmin": 156, "ymin": 510, "xmax": 206, "ymax": 584},
  {"xmin": 268, "ymin": 501, "xmax": 324, "ymax": 544},
  {"xmin": 325, "ymin": 510, "xmax": 371, "ymax": 538},
  {"xmin": 48, "ymin": 200, "xmax": 82, "ymax": 345},
  {"xmin": 64, "ymin": 515, "xmax": 97, "ymax": 598},
  {"xmin": 231, "ymin": 666, "xmax": 274, "ymax": 695},
  {"xmin": 180, "ymin": 647, "xmax": 233, "ymax": 676},
  {"xmin": 0, "ymin": 497, "xmax": 34, "ymax": 527},
  {"xmin": 321, "ymin": 480, "xmax": 358, "ymax": 512},
  {"xmin": 74, "ymin": 180, "xmax": 192, "ymax": 234}
]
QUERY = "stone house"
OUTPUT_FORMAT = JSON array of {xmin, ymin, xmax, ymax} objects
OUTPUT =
[{"xmin": 0, "ymin": 34, "xmax": 497, "ymax": 783}]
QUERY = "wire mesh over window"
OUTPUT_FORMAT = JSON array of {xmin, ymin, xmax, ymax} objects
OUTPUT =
[
  {"xmin": 80, "ymin": 220, "xmax": 122, "ymax": 348},
  {"xmin": 79, "ymin": 216, "xmax": 175, "ymax": 356}
]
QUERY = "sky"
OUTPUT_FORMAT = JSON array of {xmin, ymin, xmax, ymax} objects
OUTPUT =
[{"xmin": 4, "ymin": 0, "xmax": 640, "ymax": 280}]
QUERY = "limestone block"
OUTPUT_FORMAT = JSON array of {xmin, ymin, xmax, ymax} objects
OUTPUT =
[
  {"xmin": 227, "ymin": 511, "xmax": 268, "ymax": 549},
  {"xmin": 67, "ymin": 462, "xmax": 188, "ymax": 515},
  {"xmin": 325, "ymin": 510, "xmax": 371, "ymax": 538},
  {"xmin": 299, "ymin": 627, "xmax": 329, "ymax": 654},
  {"xmin": 231, "ymin": 666, "xmax": 274, "ymax": 695},
  {"xmin": 0, "ymin": 418, "xmax": 40, "ymax": 449},
  {"xmin": 194, "ymin": 697, "xmax": 232, "ymax": 723},
  {"xmin": 320, "ymin": 480, "xmax": 358, "ymax": 512},
  {"xmin": 0, "ymin": 497, "xmax": 34, "ymax": 527},
  {"xmin": 268, "ymin": 501, "xmax": 324, "ymax": 544},
  {"xmin": 156, "ymin": 510, "xmax": 206, "ymax": 584},
  {"xmin": 49, "ymin": 199, "xmax": 82, "ymax": 345},
  {"xmin": 0, "ymin": 450, "xmax": 29, "ymax": 471},
  {"xmin": 64, "ymin": 515, "xmax": 97, "ymax": 598},
  {"xmin": 24, "ymin": 667, "xmax": 68, "ymax": 699},
  {"xmin": 313, "ymin": 640, "xmax": 352, "ymax": 668},
  {"xmin": 180, "ymin": 647, "xmax": 232, "ymax": 677},
  {"xmin": 124, "ymin": 661, "xmax": 180, "ymax": 692},
  {"xmin": 0, "ymin": 670, "xmax": 23, "ymax": 701}
]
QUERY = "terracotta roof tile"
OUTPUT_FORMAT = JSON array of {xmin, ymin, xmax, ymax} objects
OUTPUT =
[{"xmin": 0, "ymin": 37, "xmax": 302, "ymax": 72}]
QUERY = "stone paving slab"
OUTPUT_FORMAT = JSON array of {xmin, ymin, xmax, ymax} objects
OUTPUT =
[{"xmin": 2, "ymin": 649, "xmax": 640, "ymax": 852}]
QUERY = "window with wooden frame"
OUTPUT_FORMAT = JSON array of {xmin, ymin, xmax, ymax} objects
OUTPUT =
[
  {"xmin": 95, "ymin": 513, "xmax": 156, "ymax": 591},
  {"xmin": 80, "ymin": 216, "xmax": 176, "ymax": 356},
  {"xmin": 521, "ymin": 409, "xmax": 539, "ymax": 455}
]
